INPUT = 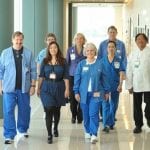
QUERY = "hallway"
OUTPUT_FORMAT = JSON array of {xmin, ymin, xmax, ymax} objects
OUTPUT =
[{"xmin": 0, "ymin": 89, "xmax": 150, "ymax": 150}]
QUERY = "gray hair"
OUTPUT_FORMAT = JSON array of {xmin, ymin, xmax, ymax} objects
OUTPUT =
[{"xmin": 84, "ymin": 42, "xmax": 97, "ymax": 56}]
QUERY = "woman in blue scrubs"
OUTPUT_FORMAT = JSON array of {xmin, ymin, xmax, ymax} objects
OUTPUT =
[
  {"xmin": 37, "ymin": 41, "xmax": 69, "ymax": 144},
  {"xmin": 73, "ymin": 43, "xmax": 110, "ymax": 144},
  {"xmin": 101, "ymin": 40, "xmax": 125, "ymax": 132}
]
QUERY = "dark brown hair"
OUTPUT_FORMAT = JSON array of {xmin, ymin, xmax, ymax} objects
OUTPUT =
[
  {"xmin": 43, "ymin": 41, "xmax": 65, "ymax": 65},
  {"xmin": 107, "ymin": 25, "xmax": 117, "ymax": 32}
]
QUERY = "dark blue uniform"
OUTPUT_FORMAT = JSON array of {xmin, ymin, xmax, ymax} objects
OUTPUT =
[{"xmin": 39, "ymin": 63, "xmax": 69, "ymax": 107}]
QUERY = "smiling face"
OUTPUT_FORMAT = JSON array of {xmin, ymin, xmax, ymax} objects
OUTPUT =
[
  {"xmin": 12, "ymin": 35, "xmax": 24, "ymax": 50},
  {"xmin": 85, "ymin": 43, "xmax": 97, "ymax": 60},
  {"xmin": 135, "ymin": 34, "xmax": 147, "ymax": 50},
  {"xmin": 107, "ymin": 41, "xmax": 116, "ymax": 55},
  {"xmin": 74, "ymin": 34, "xmax": 85, "ymax": 47},
  {"xmin": 48, "ymin": 43, "xmax": 58, "ymax": 56}
]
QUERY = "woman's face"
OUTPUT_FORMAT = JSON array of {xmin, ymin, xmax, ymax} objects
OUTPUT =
[
  {"xmin": 107, "ymin": 42, "xmax": 116, "ymax": 55},
  {"xmin": 75, "ymin": 34, "xmax": 85, "ymax": 47},
  {"xmin": 85, "ymin": 47, "xmax": 96, "ymax": 60},
  {"xmin": 49, "ymin": 43, "xmax": 58, "ymax": 56}
]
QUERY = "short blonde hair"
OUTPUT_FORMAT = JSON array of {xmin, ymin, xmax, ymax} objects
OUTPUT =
[{"xmin": 72, "ymin": 33, "xmax": 87, "ymax": 45}]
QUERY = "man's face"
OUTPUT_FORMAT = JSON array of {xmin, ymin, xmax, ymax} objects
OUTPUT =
[
  {"xmin": 12, "ymin": 35, "xmax": 24, "ymax": 50},
  {"xmin": 108, "ymin": 29, "xmax": 117, "ymax": 41},
  {"xmin": 136, "ymin": 35, "xmax": 147, "ymax": 50}
]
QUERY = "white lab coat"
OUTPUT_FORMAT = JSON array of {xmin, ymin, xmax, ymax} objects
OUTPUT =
[{"xmin": 126, "ymin": 46, "xmax": 150, "ymax": 92}]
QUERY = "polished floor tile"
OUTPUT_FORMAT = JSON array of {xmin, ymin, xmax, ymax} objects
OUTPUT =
[{"xmin": 1, "ymin": 90, "xmax": 150, "ymax": 150}]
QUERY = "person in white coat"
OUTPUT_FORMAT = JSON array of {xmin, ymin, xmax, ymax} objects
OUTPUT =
[{"xmin": 126, "ymin": 33, "xmax": 150, "ymax": 134}]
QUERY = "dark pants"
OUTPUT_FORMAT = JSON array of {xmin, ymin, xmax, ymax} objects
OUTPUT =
[
  {"xmin": 133, "ymin": 92, "xmax": 150, "ymax": 128},
  {"xmin": 44, "ymin": 106, "xmax": 61, "ymax": 136},
  {"xmin": 69, "ymin": 76, "xmax": 82, "ymax": 121}
]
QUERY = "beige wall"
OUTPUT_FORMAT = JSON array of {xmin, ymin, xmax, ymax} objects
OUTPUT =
[{"xmin": 123, "ymin": 0, "xmax": 150, "ymax": 54}]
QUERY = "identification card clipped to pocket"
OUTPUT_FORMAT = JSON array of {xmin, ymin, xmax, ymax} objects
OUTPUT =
[
  {"xmin": 70, "ymin": 53, "xmax": 75, "ymax": 60},
  {"xmin": 49, "ymin": 73, "xmax": 56, "ymax": 79},
  {"xmin": 83, "ymin": 66, "xmax": 89, "ymax": 72},
  {"xmin": 134, "ymin": 60, "xmax": 140, "ymax": 68},
  {"xmin": 114, "ymin": 61, "xmax": 120, "ymax": 69}
]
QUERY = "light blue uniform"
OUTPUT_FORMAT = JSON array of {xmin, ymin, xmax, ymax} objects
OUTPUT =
[
  {"xmin": 36, "ymin": 48, "xmax": 46, "ymax": 64},
  {"xmin": 0, "ymin": 47, "xmax": 37, "ymax": 139},
  {"xmin": 101, "ymin": 55, "xmax": 125, "ymax": 127},
  {"xmin": 73, "ymin": 59, "xmax": 110, "ymax": 135}
]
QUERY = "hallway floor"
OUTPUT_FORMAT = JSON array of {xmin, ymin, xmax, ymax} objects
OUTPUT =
[{"xmin": 0, "ymin": 91, "xmax": 150, "ymax": 150}]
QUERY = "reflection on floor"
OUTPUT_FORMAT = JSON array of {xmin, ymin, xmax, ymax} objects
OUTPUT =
[{"xmin": 0, "ymin": 91, "xmax": 150, "ymax": 150}]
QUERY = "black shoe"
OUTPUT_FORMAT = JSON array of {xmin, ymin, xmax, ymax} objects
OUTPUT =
[
  {"xmin": 77, "ymin": 120, "xmax": 82, "ymax": 124},
  {"xmin": 47, "ymin": 135, "xmax": 53, "ymax": 144},
  {"xmin": 115, "ymin": 118, "xmax": 117, "ymax": 121},
  {"xmin": 102, "ymin": 127, "xmax": 109, "ymax": 133},
  {"xmin": 133, "ymin": 127, "xmax": 142, "ymax": 134},
  {"xmin": 54, "ymin": 130, "xmax": 59, "ymax": 137},
  {"xmin": 110, "ymin": 126, "xmax": 114, "ymax": 130},
  {"xmin": 147, "ymin": 120, "xmax": 150, "ymax": 128},
  {"xmin": 71, "ymin": 118, "xmax": 76, "ymax": 124},
  {"xmin": 100, "ymin": 118, "xmax": 103, "ymax": 122},
  {"xmin": 24, "ymin": 133, "xmax": 29, "ymax": 138},
  {"xmin": 4, "ymin": 139, "xmax": 13, "ymax": 144}
]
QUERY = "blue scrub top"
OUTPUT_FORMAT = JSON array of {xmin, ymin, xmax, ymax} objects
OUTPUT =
[
  {"xmin": 73, "ymin": 59, "xmax": 110, "ymax": 104},
  {"xmin": 66, "ymin": 46, "xmax": 86, "ymax": 76},
  {"xmin": 98, "ymin": 39, "xmax": 127, "ymax": 69},
  {"xmin": 101, "ymin": 56, "xmax": 125, "ymax": 92}
]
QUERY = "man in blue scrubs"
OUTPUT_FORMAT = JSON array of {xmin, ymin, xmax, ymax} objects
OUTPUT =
[{"xmin": 0, "ymin": 31, "xmax": 37, "ymax": 144}]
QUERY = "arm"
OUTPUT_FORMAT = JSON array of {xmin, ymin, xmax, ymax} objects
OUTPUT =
[
  {"xmin": 125, "ymin": 53, "xmax": 133, "ymax": 93},
  {"xmin": 73, "ymin": 62, "xmax": 82, "ymax": 102},
  {"xmin": 37, "ymin": 77, "xmax": 44, "ymax": 97},
  {"xmin": 121, "ymin": 42, "xmax": 127, "ymax": 70},
  {"xmin": 30, "ymin": 52, "xmax": 37, "ymax": 96},
  {"xmin": 117, "ymin": 71, "xmax": 124, "ymax": 92}
]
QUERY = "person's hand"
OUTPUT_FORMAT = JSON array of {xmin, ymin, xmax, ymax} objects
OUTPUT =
[
  {"xmin": 117, "ymin": 84, "xmax": 122, "ymax": 92},
  {"xmin": 0, "ymin": 87, "xmax": 3, "ymax": 95},
  {"xmin": 30, "ymin": 87, "xmax": 35, "ymax": 96},
  {"xmin": 64, "ymin": 89, "xmax": 69, "ymax": 98},
  {"xmin": 37, "ymin": 88, "xmax": 40, "ymax": 97},
  {"xmin": 75, "ymin": 94, "xmax": 80, "ymax": 102},
  {"xmin": 128, "ymin": 88, "xmax": 133, "ymax": 94},
  {"xmin": 104, "ymin": 93, "xmax": 109, "ymax": 101}
]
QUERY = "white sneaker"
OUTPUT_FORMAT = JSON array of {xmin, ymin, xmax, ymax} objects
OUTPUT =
[
  {"xmin": 85, "ymin": 133, "xmax": 91, "ymax": 139},
  {"xmin": 90, "ymin": 135, "xmax": 98, "ymax": 144}
]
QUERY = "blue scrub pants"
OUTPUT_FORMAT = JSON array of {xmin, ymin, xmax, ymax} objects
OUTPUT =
[
  {"xmin": 110, "ymin": 91, "xmax": 119, "ymax": 121},
  {"xmin": 80, "ymin": 93, "xmax": 100, "ymax": 136},
  {"xmin": 3, "ymin": 90, "xmax": 30, "ymax": 139},
  {"xmin": 102, "ymin": 100, "xmax": 114, "ymax": 128}
]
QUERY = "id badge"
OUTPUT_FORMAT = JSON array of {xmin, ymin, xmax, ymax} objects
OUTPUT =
[
  {"xmin": 83, "ymin": 67, "xmax": 89, "ymax": 72},
  {"xmin": 134, "ymin": 60, "xmax": 140, "ymax": 68},
  {"xmin": 116, "ymin": 49, "xmax": 121, "ymax": 53},
  {"xmin": 114, "ymin": 62, "xmax": 120, "ymax": 69},
  {"xmin": 93, "ymin": 92, "xmax": 100, "ymax": 97},
  {"xmin": 70, "ymin": 53, "xmax": 75, "ymax": 60},
  {"xmin": 49, "ymin": 73, "xmax": 56, "ymax": 79}
]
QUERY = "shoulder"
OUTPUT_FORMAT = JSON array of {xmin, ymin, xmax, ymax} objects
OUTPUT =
[
  {"xmin": 1, "ymin": 47, "xmax": 12, "ymax": 57},
  {"xmin": 116, "ymin": 39, "xmax": 125, "ymax": 45},
  {"xmin": 100, "ymin": 40, "xmax": 107, "ymax": 45}
]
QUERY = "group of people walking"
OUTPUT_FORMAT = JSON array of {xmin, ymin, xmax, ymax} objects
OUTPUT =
[{"xmin": 0, "ymin": 25, "xmax": 150, "ymax": 145}]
